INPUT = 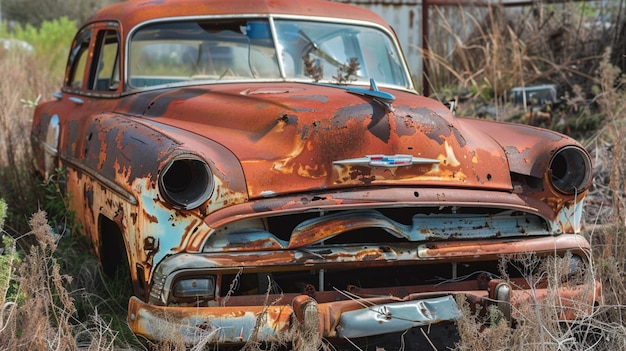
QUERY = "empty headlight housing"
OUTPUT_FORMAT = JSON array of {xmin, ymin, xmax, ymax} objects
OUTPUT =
[
  {"xmin": 159, "ymin": 154, "xmax": 213, "ymax": 209},
  {"xmin": 548, "ymin": 146, "xmax": 592, "ymax": 195}
]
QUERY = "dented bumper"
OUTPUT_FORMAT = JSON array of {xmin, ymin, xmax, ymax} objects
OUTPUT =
[
  {"xmin": 127, "ymin": 235, "xmax": 602, "ymax": 346},
  {"xmin": 128, "ymin": 294, "xmax": 461, "ymax": 343},
  {"xmin": 128, "ymin": 281, "xmax": 601, "ymax": 345}
]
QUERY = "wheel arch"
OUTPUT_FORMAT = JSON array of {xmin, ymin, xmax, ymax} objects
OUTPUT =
[{"xmin": 98, "ymin": 214, "xmax": 144, "ymax": 298}]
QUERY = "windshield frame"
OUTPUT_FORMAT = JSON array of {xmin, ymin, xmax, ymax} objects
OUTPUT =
[{"xmin": 125, "ymin": 14, "xmax": 416, "ymax": 93}]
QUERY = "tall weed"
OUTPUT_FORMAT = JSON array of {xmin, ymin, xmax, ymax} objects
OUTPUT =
[
  {"xmin": 0, "ymin": 198, "xmax": 19, "ymax": 319},
  {"xmin": 0, "ymin": 208, "xmax": 143, "ymax": 350},
  {"xmin": 454, "ymin": 254, "xmax": 626, "ymax": 350},
  {"xmin": 0, "ymin": 26, "xmax": 58, "ymax": 235}
]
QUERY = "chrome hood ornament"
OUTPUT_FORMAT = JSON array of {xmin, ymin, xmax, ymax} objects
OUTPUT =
[{"xmin": 346, "ymin": 79, "xmax": 396, "ymax": 112}]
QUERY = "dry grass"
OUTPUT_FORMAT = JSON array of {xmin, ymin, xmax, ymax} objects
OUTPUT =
[
  {"xmin": 0, "ymin": 48, "xmax": 54, "ymax": 236},
  {"xmin": 454, "ymin": 252, "xmax": 626, "ymax": 351},
  {"xmin": 1, "ymin": 211, "xmax": 76, "ymax": 350},
  {"xmin": 421, "ymin": 2, "xmax": 615, "ymax": 129},
  {"xmin": 0, "ymin": 210, "xmax": 145, "ymax": 350},
  {"xmin": 0, "ymin": 48, "xmax": 142, "ymax": 350},
  {"xmin": 420, "ymin": 3, "xmax": 626, "ymax": 350}
]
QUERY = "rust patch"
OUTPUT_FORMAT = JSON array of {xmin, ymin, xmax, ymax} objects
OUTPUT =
[{"xmin": 332, "ymin": 103, "xmax": 390, "ymax": 142}]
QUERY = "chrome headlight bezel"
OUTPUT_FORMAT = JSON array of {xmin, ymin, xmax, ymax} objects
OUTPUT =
[
  {"xmin": 548, "ymin": 146, "xmax": 592, "ymax": 195},
  {"xmin": 158, "ymin": 154, "xmax": 213, "ymax": 210}
]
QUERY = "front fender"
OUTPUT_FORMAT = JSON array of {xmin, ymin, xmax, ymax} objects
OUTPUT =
[{"xmin": 458, "ymin": 117, "xmax": 583, "ymax": 178}]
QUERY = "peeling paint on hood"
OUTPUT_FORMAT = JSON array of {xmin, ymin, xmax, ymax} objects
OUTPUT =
[{"xmin": 117, "ymin": 82, "xmax": 511, "ymax": 198}]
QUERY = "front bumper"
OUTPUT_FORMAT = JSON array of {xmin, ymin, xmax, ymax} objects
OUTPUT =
[{"xmin": 128, "ymin": 280, "xmax": 601, "ymax": 345}]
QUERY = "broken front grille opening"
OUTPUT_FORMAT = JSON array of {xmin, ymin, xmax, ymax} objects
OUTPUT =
[
  {"xmin": 189, "ymin": 206, "xmax": 566, "ymax": 307},
  {"xmin": 219, "ymin": 260, "xmax": 503, "ymax": 298},
  {"xmin": 211, "ymin": 253, "xmax": 584, "ymax": 303},
  {"xmin": 204, "ymin": 206, "xmax": 551, "ymax": 250},
  {"xmin": 267, "ymin": 206, "xmax": 532, "ymax": 244}
]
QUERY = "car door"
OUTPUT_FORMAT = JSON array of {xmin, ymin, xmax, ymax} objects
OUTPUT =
[{"xmin": 56, "ymin": 22, "xmax": 122, "ymax": 165}]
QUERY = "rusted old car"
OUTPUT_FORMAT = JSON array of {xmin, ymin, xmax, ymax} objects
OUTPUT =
[{"xmin": 31, "ymin": 0, "xmax": 601, "ymax": 349}]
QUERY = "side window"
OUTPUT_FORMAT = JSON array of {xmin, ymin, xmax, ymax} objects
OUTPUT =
[
  {"xmin": 92, "ymin": 30, "xmax": 120, "ymax": 91},
  {"xmin": 67, "ymin": 28, "xmax": 93, "ymax": 89}
]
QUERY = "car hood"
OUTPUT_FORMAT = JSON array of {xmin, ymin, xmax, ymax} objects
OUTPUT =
[{"xmin": 117, "ymin": 83, "xmax": 512, "ymax": 198}]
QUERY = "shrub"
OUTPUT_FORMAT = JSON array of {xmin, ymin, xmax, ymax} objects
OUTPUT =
[
  {"xmin": 0, "ymin": 17, "xmax": 78, "ymax": 82},
  {"xmin": 3, "ymin": 0, "xmax": 123, "ymax": 27}
]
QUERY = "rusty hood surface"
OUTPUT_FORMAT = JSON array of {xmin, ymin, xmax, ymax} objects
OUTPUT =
[{"xmin": 116, "ymin": 83, "xmax": 512, "ymax": 198}]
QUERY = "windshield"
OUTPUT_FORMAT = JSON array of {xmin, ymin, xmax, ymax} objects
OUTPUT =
[{"xmin": 128, "ymin": 18, "xmax": 410, "ymax": 89}]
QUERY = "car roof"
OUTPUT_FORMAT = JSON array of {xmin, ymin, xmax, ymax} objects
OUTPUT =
[{"xmin": 91, "ymin": 0, "xmax": 390, "ymax": 31}]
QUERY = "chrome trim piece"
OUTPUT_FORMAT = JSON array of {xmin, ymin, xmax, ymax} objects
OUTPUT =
[
  {"xmin": 336, "ymin": 295, "xmax": 460, "ymax": 338},
  {"xmin": 69, "ymin": 96, "xmax": 84, "ymax": 105}
]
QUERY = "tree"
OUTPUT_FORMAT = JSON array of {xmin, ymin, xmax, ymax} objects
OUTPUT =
[{"xmin": 2, "ymin": 0, "xmax": 122, "ymax": 27}]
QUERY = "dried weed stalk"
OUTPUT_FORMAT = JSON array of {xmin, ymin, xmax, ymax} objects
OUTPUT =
[
  {"xmin": 0, "ymin": 49, "xmax": 55, "ymax": 235},
  {"xmin": 454, "ymin": 253, "xmax": 618, "ymax": 351},
  {"xmin": 0, "ymin": 210, "xmax": 136, "ymax": 350},
  {"xmin": 0, "ymin": 211, "xmax": 75, "ymax": 350}
]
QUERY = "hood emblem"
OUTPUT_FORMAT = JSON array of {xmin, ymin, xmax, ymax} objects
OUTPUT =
[{"xmin": 333, "ymin": 154, "xmax": 440, "ymax": 167}]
